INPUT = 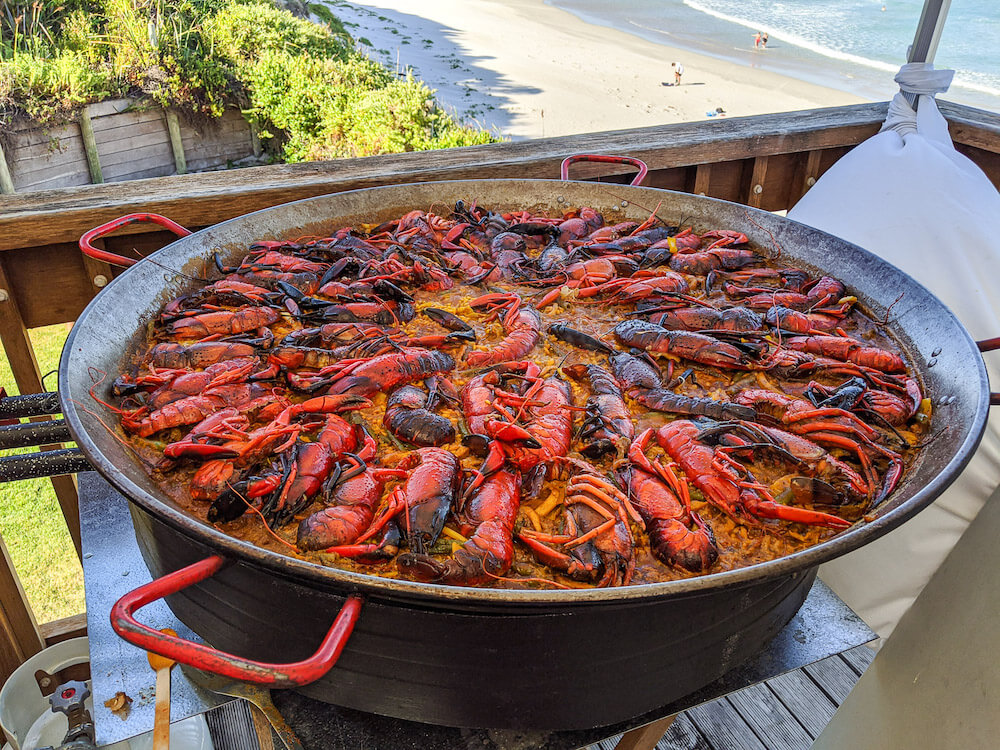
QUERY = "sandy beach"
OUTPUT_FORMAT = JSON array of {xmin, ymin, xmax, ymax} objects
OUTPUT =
[{"xmin": 326, "ymin": 0, "xmax": 866, "ymax": 140}]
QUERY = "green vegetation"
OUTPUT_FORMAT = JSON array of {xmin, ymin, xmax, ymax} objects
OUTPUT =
[
  {"xmin": 0, "ymin": 324, "xmax": 85, "ymax": 624},
  {"xmin": 1, "ymin": 0, "xmax": 499, "ymax": 161},
  {"xmin": 306, "ymin": 2, "xmax": 343, "ymax": 33}
]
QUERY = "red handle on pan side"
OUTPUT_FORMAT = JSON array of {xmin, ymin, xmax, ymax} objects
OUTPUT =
[
  {"xmin": 976, "ymin": 338, "xmax": 1000, "ymax": 405},
  {"xmin": 110, "ymin": 554, "xmax": 364, "ymax": 687},
  {"xmin": 80, "ymin": 213, "xmax": 192, "ymax": 268},
  {"xmin": 560, "ymin": 154, "xmax": 649, "ymax": 186}
]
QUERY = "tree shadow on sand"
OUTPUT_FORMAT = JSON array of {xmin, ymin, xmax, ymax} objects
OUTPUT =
[{"xmin": 333, "ymin": 1, "xmax": 538, "ymax": 138}]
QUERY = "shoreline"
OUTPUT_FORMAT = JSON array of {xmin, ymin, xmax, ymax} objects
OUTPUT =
[{"xmin": 327, "ymin": 0, "xmax": 866, "ymax": 140}]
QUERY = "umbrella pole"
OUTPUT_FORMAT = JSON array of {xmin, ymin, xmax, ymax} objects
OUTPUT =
[{"xmin": 904, "ymin": 0, "xmax": 952, "ymax": 110}]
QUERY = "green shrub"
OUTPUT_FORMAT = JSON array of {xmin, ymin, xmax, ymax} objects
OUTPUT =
[
  {"xmin": 321, "ymin": 75, "xmax": 495, "ymax": 158},
  {"xmin": 107, "ymin": 0, "xmax": 234, "ymax": 117},
  {"xmin": 2, "ymin": 0, "xmax": 500, "ymax": 158},
  {"xmin": 242, "ymin": 50, "xmax": 329, "ymax": 161},
  {"xmin": 307, "ymin": 2, "xmax": 348, "ymax": 36},
  {"xmin": 0, "ymin": 51, "xmax": 114, "ymax": 120},
  {"xmin": 60, "ymin": 10, "xmax": 105, "ymax": 61},
  {"xmin": 210, "ymin": 1, "xmax": 347, "ymax": 63},
  {"xmin": 244, "ymin": 52, "xmax": 494, "ymax": 162}
]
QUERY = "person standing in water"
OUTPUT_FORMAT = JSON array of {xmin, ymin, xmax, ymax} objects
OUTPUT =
[
  {"xmin": 672, "ymin": 61, "xmax": 684, "ymax": 85},
  {"xmin": 754, "ymin": 31, "xmax": 761, "ymax": 49},
  {"xmin": 761, "ymin": 32, "xmax": 768, "ymax": 48}
]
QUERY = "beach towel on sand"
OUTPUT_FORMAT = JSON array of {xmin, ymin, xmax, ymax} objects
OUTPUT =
[{"xmin": 788, "ymin": 62, "xmax": 1000, "ymax": 641}]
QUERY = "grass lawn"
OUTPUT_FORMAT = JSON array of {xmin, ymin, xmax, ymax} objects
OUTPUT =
[{"xmin": 0, "ymin": 323, "xmax": 86, "ymax": 624}]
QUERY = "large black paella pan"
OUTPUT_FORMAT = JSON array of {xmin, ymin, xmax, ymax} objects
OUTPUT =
[{"xmin": 59, "ymin": 178, "xmax": 990, "ymax": 730}]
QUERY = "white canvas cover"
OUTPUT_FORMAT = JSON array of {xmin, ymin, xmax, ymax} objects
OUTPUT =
[{"xmin": 788, "ymin": 62, "xmax": 1000, "ymax": 640}]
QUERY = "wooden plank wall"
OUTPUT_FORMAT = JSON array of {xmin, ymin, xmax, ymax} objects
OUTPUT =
[
  {"xmin": 88, "ymin": 100, "xmax": 176, "ymax": 183},
  {"xmin": 6, "ymin": 120, "xmax": 92, "ymax": 192},
  {"xmin": 5, "ymin": 99, "xmax": 259, "ymax": 192},
  {"xmin": 183, "ymin": 109, "xmax": 259, "ymax": 173}
]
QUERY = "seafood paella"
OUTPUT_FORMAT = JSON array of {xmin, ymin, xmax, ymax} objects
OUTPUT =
[{"xmin": 104, "ymin": 200, "xmax": 930, "ymax": 589}]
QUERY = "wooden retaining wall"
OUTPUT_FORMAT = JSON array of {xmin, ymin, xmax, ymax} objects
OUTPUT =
[{"xmin": 0, "ymin": 98, "xmax": 261, "ymax": 193}]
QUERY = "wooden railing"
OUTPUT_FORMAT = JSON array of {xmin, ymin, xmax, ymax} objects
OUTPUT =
[{"xmin": 1, "ymin": 99, "xmax": 998, "ymax": 681}]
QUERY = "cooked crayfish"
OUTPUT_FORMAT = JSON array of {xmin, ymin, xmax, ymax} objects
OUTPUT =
[
  {"xmin": 519, "ymin": 459, "xmax": 637, "ymax": 586},
  {"xmin": 398, "ymin": 469, "xmax": 521, "ymax": 585},
  {"xmin": 624, "ymin": 434, "xmax": 719, "ymax": 572},
  {"xmin": 465, "ymin": 292, "xmax": 540, "ymax": 367},
  {"xmin": 649, "ymin": 420, "xmax": 852, "ymax": 528}
]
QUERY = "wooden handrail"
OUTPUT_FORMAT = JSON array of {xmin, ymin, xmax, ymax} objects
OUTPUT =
[{"xmin": 0, "ymin": 101, "xmax": 893, "ymax": 251}]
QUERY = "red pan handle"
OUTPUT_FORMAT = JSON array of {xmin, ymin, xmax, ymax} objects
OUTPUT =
[
  {"xmin": 80, "ymin": 213, "xmax": 192, "ymax": 268},
  {"xmin": 110, "ymin": 554, "xmax": 363, "ymax": 688},
  {"xmin": 560, "ymin": 154, "xmax": 649, "ymax": 186},
  {"xmin": 976, "ymin": 338, "xmax": 1000, "ymax": 406}
]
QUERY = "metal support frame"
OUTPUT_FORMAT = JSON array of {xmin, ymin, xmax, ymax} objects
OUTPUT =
[{"xmin": 904, "ymin": 0, "xmax": 953, "ymax": 110}]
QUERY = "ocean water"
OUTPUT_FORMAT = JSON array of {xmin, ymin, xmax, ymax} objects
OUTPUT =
[{"xmin": 548, "ymin": 0, "xmax": 1000, "ymax": 113}]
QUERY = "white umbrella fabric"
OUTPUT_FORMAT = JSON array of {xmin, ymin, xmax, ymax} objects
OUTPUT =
[{"xmin": 787, "ymin": 62, "xmax": 1000, "ymax": 640}]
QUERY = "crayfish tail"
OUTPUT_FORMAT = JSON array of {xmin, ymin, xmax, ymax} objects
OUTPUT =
[
  {"xmin": 297, "ymin": 506, "xmax": 368, "ymax": 551},
  {"xmin": 649, "ymin": 519, "xmax": 719, "ymax": 573},
  {"xmin": 398, "ymin": 543, "xmax": 509, "ymax": 586},
  {"xmin": 208, "ymin": 485, "xmax": 254, "ymax": 523},
  {"xmin": 396, "ymin": 552, "xmax": 454, "ymax": 582},
  {"xmin": 327, "ymin": 375, "xmax": 377, "ymax": 397}
]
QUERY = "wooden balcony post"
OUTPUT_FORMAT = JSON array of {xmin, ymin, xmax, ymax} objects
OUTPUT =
[
  {"xmin": 79, "ymin": 240, "xmax": 117, "ymax": 296},
  {"xmin": 798, "ymin": 149, "xmax": 824, "ymax": 203},
  {"xmin": 164, "ymin": 109, "xmax": 188, "ymax": 175},
  {"xmin": 0, "ymin": 534, "xmax": 44, "ymax": 682},
  {"xmin": 0, "ymin": 140, "xmax": 15, "ymax": 195},
  {"xmin": 747, "ymin": 156, "xmax": 770, "ymax": 209},
  {"xmin": 0, "ymin": 257, "xmax": 83, "ymax": 560},
  {"xmin": 613, "ymin": 714, "xmax": 677, "ymax": 750},
  {"xmin": 693, "ymin": 163, "xmax": 712, "ymax": 196},
  {"xmin": 78, "ymin": 105, "xmax": 104, "ymax": 185}
]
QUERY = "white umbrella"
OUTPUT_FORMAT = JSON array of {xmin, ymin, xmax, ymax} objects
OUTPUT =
[{"xmin": 787, "ymin": 0, "xmax": 1000, "ymax": 641}]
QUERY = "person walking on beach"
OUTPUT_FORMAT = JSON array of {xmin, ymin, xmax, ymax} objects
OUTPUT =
[
  {"xmin": 672, "ymin": 61, "xmax": 684, "ymax": 85},
  {"xmin": 754, "ymin": 31, "xmax": 761, "ymax": 49}
]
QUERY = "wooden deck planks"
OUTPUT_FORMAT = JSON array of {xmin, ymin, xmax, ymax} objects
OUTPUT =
[
  {"xmin": 726, "ymin": 683, "xmax": 813, "ymax": 750},
  {"xmin": 591, "ymin": 714, "xmax": 711, "ymax": 750},
  {"xmin": 655, "ymin": 714, "xmax": 712, "ymax": 750},
  {"xmin": 764, "ymin": 669, "xmax": 838, "ymax": 739},
  {"xmin": 685, "ymin": 699, "xmax": 768, "ymax": 750},
  {"xmin": 582, "ymin": 650, "xmax": 874, "ymax": 750},
  {"xmin": 839, "ymin": 644, "xmax": 876, "ymax": 675},
  {"xmin": 803, "ymin": 654, "xmax": 861, "ymax": 705},
  {"xmin": 205, "ymin": 650, "xmax": 876, "ymax": 750}
]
